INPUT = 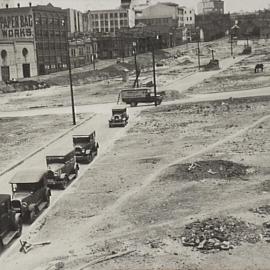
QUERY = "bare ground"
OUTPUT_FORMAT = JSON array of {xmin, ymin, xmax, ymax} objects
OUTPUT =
[
  {"xmin": 0, "ymin": 113, "xmax": 90, "ymax": 172},
  {"xmin": 4, "ymin": 95, "xmax": 270, "ymax": 270}
]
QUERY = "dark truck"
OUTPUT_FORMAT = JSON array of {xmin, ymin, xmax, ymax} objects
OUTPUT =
[
  {"xmin": 9, "ymin": 169, "xmax": 51, "ymax": 224},
  {"xmin": 0, "ymin": 194, "xmax": 22, "ymax": 251},
  {"xmin": 73, "ymin": 132, "xmax": 99, "ymax": 163},
  {"xmin": 109, "ymin": 106, "xmax": 129, "ymax": 128},
  {"xmin": 120, "ymin": 88, "xmax": 163, "ymax": 107},
  {"xmin": 46, "ymin": 150, "xmax": 79, "ymax": 189}
]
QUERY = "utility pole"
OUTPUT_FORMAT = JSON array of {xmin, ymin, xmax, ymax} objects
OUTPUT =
[
  {"xmin": 133, "ymin": 41, "xmax": 139, "ymax": 88},
  {"xmin": 197, "ymin": 39, "xmax": 201, "ymax": 70},
  {"xmin": 230, "ymin": 33, "xmax": 233, "ymax": 57},
  {"xmin": 211, "ymin": 49, "xmax": 215, "ymax": 60},
  {"xmin": 67, "ymin": 39, "xmax": 76, "ymax": 125},
  {"xmin": 152, "ymin": 36, "xmax": 158, "ymax": 106}
]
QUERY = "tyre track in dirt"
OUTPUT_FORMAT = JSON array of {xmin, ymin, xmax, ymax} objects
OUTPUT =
[{"xmin": 85, "ymin": 113, "xmax": 270, "ymax": 236}]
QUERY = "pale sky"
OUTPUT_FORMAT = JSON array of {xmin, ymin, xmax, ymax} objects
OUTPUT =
[{"xmin": 17, "ymin": 0, "xmax": 270, "ymax": 13}]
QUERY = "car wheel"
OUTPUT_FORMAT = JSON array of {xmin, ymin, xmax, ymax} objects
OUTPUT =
[
  {"xmin": 0, "ymin": 239, "xmax": 4, "ymax": 253},
  {"xmin": 60, "ymin": 178, "xmax": 68, "ymax": 190},
  {"xmin": 29, "ymin": 210, "xmax": 36, "ymax": 224},
  {"xmin": 15, "ymin": 218, "xmax": 23, "ymax": 238},
  {"xmin": 130, "ymin": 102, "xmax": 137, "ymax": 107}
]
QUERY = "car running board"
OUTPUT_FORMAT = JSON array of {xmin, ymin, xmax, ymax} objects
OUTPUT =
[
  {"xmin": 37, "ymin": 202, "xmax": 48, "ymax": 212},
  {"xmin": 2, "ymin": 231, "xmax": 18, "ymax": 246},
  {"xmin": 68, "ymin": 174, "xmax": 77, "ymax": 181}
]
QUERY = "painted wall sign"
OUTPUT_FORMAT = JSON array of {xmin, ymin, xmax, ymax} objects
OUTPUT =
[{"xmin": 0, "ymin": 10, "xmax": 34, "ymax": 39}]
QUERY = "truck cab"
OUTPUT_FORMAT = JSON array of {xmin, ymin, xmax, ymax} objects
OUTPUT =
[
  {"xmin": 0, "ymin": 194, "xmax": 22, "ymax": 251},
  {"xmin": 46, "ymin": 150, "xmax": 79, "ymax": 189},
  {"xmin": 9, "ymin": 169, "xmax": 51, "ymax": 224},
  {"xmin": 73, "ymin": 132, "xmax": 99, "ymax": 163}
]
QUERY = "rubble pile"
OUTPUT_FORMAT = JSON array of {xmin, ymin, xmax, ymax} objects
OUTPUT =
[
  {"xmin": 263, "ymin": 222, "xmax": 270, "ymax": 242},
  {"xmin": 181, "ymin": 216, "xmax": 261, "ymax": 253},
  {"xmin": 250, "ymin": 205, "xmax": 270, "ymax": 215},
  {"xmin": 171, "ymin": 160, "xmax": 248, "ymax": 182}
]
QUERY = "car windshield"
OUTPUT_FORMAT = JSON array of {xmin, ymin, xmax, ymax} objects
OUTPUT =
[
  {"xmin": 15, "ymin": 183, "xmax": 40, "ymax": 192},
  {"xmin": 47, "ymin": 157, "xmax": 65, "ymax": 164}
]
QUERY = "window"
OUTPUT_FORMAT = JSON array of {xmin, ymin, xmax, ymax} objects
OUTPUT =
[
  {"xmin": 35, "ymin": 17, "xmax": 41, "ymax": 25},
  {"xmin": 100, "ymin": 14, "xmax": 103, "ymax": 19},
  {"xmin": 110, "ymin": 13, "xmax": 114, "ymax": 18}
]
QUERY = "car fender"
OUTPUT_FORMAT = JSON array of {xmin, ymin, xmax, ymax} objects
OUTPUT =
[
  {"xmin": 60, "ymin": 173, "xmax": 67, "ymax": 180},
  {"xmin": 14, "ymin": 213, "xmax": 22, "ymax": 224},
  {"xmin": 28, "ymin": 204, "xmax": 36, "ymax": 212}
]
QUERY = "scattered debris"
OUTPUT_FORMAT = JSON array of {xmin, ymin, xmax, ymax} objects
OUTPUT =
[
  {"xmin": 167, "ymin": 160, "xmax": 249, "ymax": 182},
  {"xmin": 250, "ymin": 205, "xmax": 270, "ymax": 215},
  {"xmin": 77, "ymin": 250, "xmax": 136, "ymax": 270},
  {"xmin": 181, "ymin": 216, "xmax": 261, "ymax": 253},
  {"xmin": 19, "ymin": 240, "xmax": 51, "ymax": 254}
]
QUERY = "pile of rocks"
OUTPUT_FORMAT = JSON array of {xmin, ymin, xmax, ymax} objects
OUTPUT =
[{"xmin": 181, "ymin": 216, "xmax": 261, "ymax": 253}]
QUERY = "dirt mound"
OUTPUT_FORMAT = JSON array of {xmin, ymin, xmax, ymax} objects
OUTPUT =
[
  {"xmin": 181, "ymin": 216, "xmax": 261, "ymax": 253},
  {"xmin": 100, "ymin": 62, "xmax": 134, "ymax": 77},
  {"xmin": 166, "ymin": 160, "xmax": 248, "ymax": 182}
]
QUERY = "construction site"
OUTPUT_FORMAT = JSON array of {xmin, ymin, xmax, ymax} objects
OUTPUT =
[{"xmin": 0, "ymin": 37, "xmax": 270, "ymax": 270}]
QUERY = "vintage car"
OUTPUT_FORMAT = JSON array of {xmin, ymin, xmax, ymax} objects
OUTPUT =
[
  {"xmin": 9, "ymin": 169, "xmax": 51, "ymax": 224},
  {"xmin": 46, "ymin": 150, "xmax": 79, "ymax": 189},
  {"xmin": 109, "ymin": 106, "xmax": 129, "ymax": 128},
  {"xmin": 0, "ymin": 194, "xmax": 22, "ymax": 251},
  {"xmin": 73, "ymin": 132, "xmax": 99, "ymax": 163}
]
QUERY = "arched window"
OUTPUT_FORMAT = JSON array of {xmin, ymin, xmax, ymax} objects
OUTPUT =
[
  {"xmin": 1, "ymin": 49, "xmax": 7, "ymax": 59},
  {"xmin": 22, "ymin": 48, "xmax": 28, "ymax": 57}
]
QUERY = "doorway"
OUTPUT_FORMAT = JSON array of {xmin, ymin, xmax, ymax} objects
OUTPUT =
[
  {"xmin": 22, "ymin": 63, "xmax": 30, "ymax": 78},
  {"xmin": 1, "ymin": 66, "xmax": 10, "ymax": 82}
]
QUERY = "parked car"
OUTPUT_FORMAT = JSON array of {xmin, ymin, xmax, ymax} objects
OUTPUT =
[
  {"xmin": 46, "ymin": 150, "xmax": 79, "ymax": 189},
  {"xmin": 109, "ymin": 106, "xmax": 129, "ymax": 128},
  {"xmin": 0, "ymin": 194, "xmax": 22, "ymax": 251},
  {"xmin": 73, "ymin": 132, "xmax": 99, "ymax": 163},
  {"xmin": 9, "ymin": 169, "xmax": 51, "ymax": 224},
  {"xmin": 120, "ymin": 88, "xmax": 163, "ymax": 107}
]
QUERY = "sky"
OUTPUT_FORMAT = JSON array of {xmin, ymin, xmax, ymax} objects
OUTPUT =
[{"xmin": 17, "ymin": 0, "xmax": 270, "ymax": 13}]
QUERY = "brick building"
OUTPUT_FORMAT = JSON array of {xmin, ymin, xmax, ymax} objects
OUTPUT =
[
  {"xmin": 197, "ymin": 0, "xmax": 224, "ymax": 15},
  {"xmin": 195, "ymin": 13, "xmax": 231, "ymax": 41}
]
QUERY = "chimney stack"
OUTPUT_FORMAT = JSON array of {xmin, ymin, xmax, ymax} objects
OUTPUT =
[
  {"xmin": 17, "ymin": 3, "xmax": 20, "ymax": 8},
  {"xmin": 5, "ymin": 4, "xmax": 8, "ymax": 8},
  {"xmin": 29, "ymin": 2, "xmax": 32, "ymax": 7}
]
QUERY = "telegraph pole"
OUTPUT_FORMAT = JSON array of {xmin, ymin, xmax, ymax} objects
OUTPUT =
[
  {"xmin": 197, "ymin": 39, "xmax": 201, "ymax": 70},
  {"xmin": 152, "ymin": 36, "xmax": 157, "ymax": 106},
  {"xmin": 67, "ymin": 40, "xmax": 76, "ymax": 125},
  {"xmin": 230, "ymin": 33, "xmax": 233, "ymax": 57}
]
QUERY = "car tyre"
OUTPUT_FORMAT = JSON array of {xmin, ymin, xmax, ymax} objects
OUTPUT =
[
  {"xmin": 29, "ymin": 210, "xmax": 36, "ymax": 224},
  {"xmin": 60, "ymin": 177, "xmax": 68, "ymax": 190},
  {"xmin": 45, "ymin": 195, "xmax": 50, "ymax": 208},
  {"xmin": 130, "ymin": 102, "xmax": 137, "ymax": 107}
]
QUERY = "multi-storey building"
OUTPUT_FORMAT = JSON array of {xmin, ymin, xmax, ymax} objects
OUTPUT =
[
  {"xmin": 66, "ymin": 8, "xmax": 83, "ymax": 37},
  {"xmin": 0, "ymin": 3, "xmax": 69, "ymax": 81},
  {"xmin": 197, "ymin": 0, "xmax": 224, "ymax": 15},
  {"xmin": 83, "ymin": 8, "xmax": 135, "ymax": 34}
]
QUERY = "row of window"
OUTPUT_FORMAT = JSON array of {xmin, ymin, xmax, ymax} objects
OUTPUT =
[
  {"xmin": 35, "ymin": 17, "xmax": 66, "ymax": 27},
  {"xmin": 36, "ymin": 30, "xmax": 67, "ymax": 39},
  {"xmin": 91, "ymin": 12, "xmax": 127, "ymax": 20}
]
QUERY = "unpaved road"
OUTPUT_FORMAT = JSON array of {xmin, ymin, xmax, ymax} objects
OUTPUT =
[{"xmin": 0, "ymin": 49, "xmax": 268, "ymax": 269}]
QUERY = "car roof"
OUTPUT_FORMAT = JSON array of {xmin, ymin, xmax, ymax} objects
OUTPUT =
[
  {"xmin": 112, "ymin": 106, "xmax": 127, "ymax": 111},
  {"xmin": 121, "ymin": 87, "xmax": 151, "ymax": 92},
  {"xmin": 46, "ymin": 149, "xmax": 75, "ymax": 158},
  {"xmin": 9, "ymin": 169, "xmax": 47, "ymax": 184},
  {"xmin": 0, "ymin": 194, "xmax": 10, "ymax": 203}
]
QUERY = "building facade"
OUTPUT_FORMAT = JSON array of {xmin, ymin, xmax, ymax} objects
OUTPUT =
[
  {"xmin": 83, "ymin": 8, "xmax": 135, "ymax": 34},
  {"xmin": 195, "ymin": 13, "xmax": 230, "ymax": 41},
  {"xmin": 66, "ymin": 8, "xmax": 83, "ymax": 37},
  {"xmin": 0, "ymin": 5, "xmax": 37, "ymax": 81},
  {"xmin": 197, "ymin": 0, "xmax": 224, "ymax": 15}
]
